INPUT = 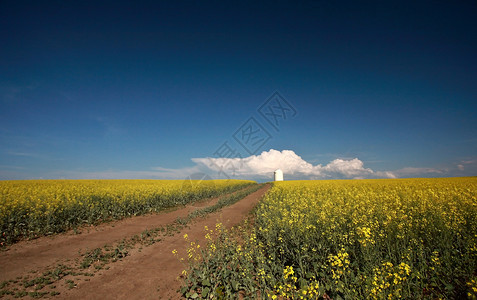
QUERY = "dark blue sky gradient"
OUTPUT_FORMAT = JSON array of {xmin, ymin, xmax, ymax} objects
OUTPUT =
[{"xmin": 1, "ymin": 0, "xmax": 476, "ymax": 179}]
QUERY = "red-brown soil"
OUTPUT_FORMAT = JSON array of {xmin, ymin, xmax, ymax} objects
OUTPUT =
[{"xmin": 0, "ymin": 184, "xmax": 270, "ymax": 299}]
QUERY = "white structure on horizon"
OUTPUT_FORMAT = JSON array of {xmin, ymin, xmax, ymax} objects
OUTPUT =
[{"xmin": 274, "ymin": 169, "xmax": 284, "ymax": 181}]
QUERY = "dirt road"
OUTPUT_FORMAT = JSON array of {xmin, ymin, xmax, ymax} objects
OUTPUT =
[{"xmin": 0, "ymin": 184, "xmax": 270, "ymax": 299}]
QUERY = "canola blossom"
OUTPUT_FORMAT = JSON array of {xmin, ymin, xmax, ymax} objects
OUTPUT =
[
  {"xmin": 181, "ymin": 177, "xmax": 477, "ymax": 299},
  {"xmin": 0, "ymin": 179, "xmax": 255, "ymax": 245}
]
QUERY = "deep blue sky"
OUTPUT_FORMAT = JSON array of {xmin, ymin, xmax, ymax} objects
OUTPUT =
[{"xmin": 1, "ymin": 0, "xmax": 476, "ymax": 180}]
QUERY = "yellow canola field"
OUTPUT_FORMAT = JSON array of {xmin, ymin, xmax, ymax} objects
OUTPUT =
[
  {"xmin": 257, "ymin": 178, "xmax": 477, "ymax": 299},
  {"xmin": 180, "ymin": 177, "xmax": 477, "ymax": 299},
  {"xmin": 0, "ymin": 179, "xmax": 255, "ymax": 245}
]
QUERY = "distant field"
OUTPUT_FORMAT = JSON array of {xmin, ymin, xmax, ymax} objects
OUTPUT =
[
  {"xmin": 0, "ymin": 179, "xmax": 255, "ymax": 245},
  {"xmin": 181, "ymin": 177, "xmax": 477, "ymax": 299}
]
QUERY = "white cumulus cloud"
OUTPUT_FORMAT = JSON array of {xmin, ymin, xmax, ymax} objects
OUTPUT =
[{"xmin": 192, "ymin": 149, "xmax": 396, "ymax": 180}]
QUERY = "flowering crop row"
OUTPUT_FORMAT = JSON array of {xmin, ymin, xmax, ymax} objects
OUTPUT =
[
  {"xmin": 0, "ymin": 179, "xmax": 255, "ymax": 246},
  {"xmin": 181, "ymin": 177, "xmax": 477, "ymax": 299}
]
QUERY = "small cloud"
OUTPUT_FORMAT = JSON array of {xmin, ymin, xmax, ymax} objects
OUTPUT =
[
  {"xmin": 0, "ymin": 165, "xmax": 26, "ymax": 170},
  {"xmin": 391, "ymin": 167, "xmax": 444, "ymax": 178},
  {"xmin": 6, "ymin": 151, "xmax": 41, "ymax": 158},
  {"xmin": 322, "ymin": 158, "xmax": 374, "ymax": 178},
  {"xmin": 453, "ymin": 159, "xmax": 477, "ymax": 176},
  {"xmin": 93, "ymin": 116, "xmax": 124, "ymax": 137},
  {"xmin": 45, "ymin": 165, "xmax": 203, "ymax": 180},
  {"xmin": 150, "ymin": 165, "xmax": 203, "ymax": 178},
  {"xmin": 375, "ymin": 171, "xmax": 397, "ymax": 179},
  {"xmin": 0, "ymin": 82, "xmax": 39, "ymax": 103}
]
